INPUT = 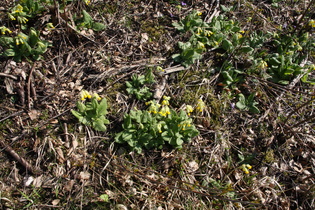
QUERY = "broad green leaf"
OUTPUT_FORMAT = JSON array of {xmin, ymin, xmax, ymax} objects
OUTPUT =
[
  {"xmin": 82, "ymin": 10, "xmax": 93, "ymax": 25},
  {"xmin": 98, "ymin": 98, "xmax": 108, "ymax": 116},
  {"xmin": 222, "ymin": 39, "xmax": 232, "ymax": 51},
  {"xmin": 240, "ymin": 46, "xmax": 254, "ymax": 53},
  {"xmin": 92, "ymin": 22, "xmax": 106, "ymax": 32},
  {"xmin": 3, "ymin": 49, "xmax": 15, "ymax": 57},
  {"xmin": 93, "ymin": 118, "xmax": 107, "ymax": 131}
]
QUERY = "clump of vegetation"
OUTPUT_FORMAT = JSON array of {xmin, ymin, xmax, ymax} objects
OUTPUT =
[
  {"xmin": 71, "ymin": 90, "xmax": 109, "ymax": 132},
  {"xmin": 115, "ymin": 96, "xmax": 199, "ymax": 153}
]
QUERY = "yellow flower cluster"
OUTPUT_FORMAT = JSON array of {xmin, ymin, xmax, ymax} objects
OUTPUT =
[
  {"xmin": 186, "ymin": 105, "xmax": 193, "ymax": 116},
  {"xmin": 178, "ymin": 121, "xmax": 192, "ymax": 131},
  {"xmin": 257, "ymin": 60, "xmax": 268, "ymax": 69},
  {"xmin": 161, "ymin": 96, "xmax": 170, "ymax": 106},
  {"xmin": 240, "ymin": 164, "xmax": 252, "ymax": 174},
  {"xmin": 196, "ymin": 99, "xmax": 205, "ymax": 112},
  {"xmin": 80, "ymin": 90, "xmax": 101, "ymax": 101},
  {"xmin": 15, "ymin": 33, "xmax": 27, "ymax": 45},
  {"xmin": 0, "ymin": 26, "xmax": 12, "ymax": 35},
  {"xmin": 84, "ymin": 0, "xmax": 91, "ymax": 5},
  {"xmin": 309, "ymin": 19, "xmax": 315, "ymax": 28}
]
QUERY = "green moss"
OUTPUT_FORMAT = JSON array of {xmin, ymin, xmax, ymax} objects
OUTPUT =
[{"xmin": 264, "ymin": 149, "xmax": 275, "ymax": 163}]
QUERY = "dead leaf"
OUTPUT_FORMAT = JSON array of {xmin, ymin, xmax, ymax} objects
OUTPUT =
[{"xmin": 78, "ymin": 171, "xmax": 90, "ymax": 181}]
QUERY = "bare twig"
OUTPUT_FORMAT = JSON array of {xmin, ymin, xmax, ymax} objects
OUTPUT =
[
  {"xmin": 0, "ymin": 139, "xmax": 42, "ymax": 175},
  {"xmin": 27, "ymin": 63, "xmax": 36, "ymax": 110}
]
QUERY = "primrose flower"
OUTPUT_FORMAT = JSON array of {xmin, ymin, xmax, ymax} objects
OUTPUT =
[
  {"xmin": 197, "ymin": 12, "xmax": 202, "ymax": 16},
  {"xmin": 161, "ymin": 96, "xmax": 170, "ymax": 106},
  {"xmin": 257, "ymin": 60, "xmax": 268, "ymax": 69},
  {"xmin": 0, "ymin": 26, "xmax": 12, "ymax": 35},
  {"xmin": 93, "ymin": 93, "xmax": 102, "ymax": 101},
  {"xmin": 80, "ymin": 90, "xmax": 92, "ymax": 101},
  {"xmin": 156, "ymin": 66, "xmax": 165, "ymax": 72},
  {"xmin": 196, "ymin": 99, "xmax": 205, "ymax": 113},
  {"xmin": 197, "ymin": 41, "xmax": 205, "ymax": 49},
  {"xmin": 308, "ymin": 19, "xmax": 315, "ymax": 28},
  {"xmin": 159, "ymin": 106, "xmax": 171, "ymax": 117},
  {"xmin": 84, "ymin": 0, "xmax": 91, "ymax": 5},
  {"xmin": 147, "ymin": 100, "xmax": 160, "ymax": 114},
  {"xmin": 17, "ymin": 16, "xmax": 28, "ymax": 24},
  {"xmin": 240, "ymin": 164, "xmax": 252, "ymax": 174},
  {"xmin": 12, "ymin": 4, "xmax": 24, "ymax": 14},
  {"xmin": 46, "ymin": 23, "xmax": 55, "ymax": 30},
  {"xmin": 186, "ymin": 105, "xmax": 194, "ymax": 116},
  {"xmin": 196, "ymin": 27, "xmax": 203, "ymax": 35},
  {"xmin": 204, "ymin": 30, "xmax": 213, "ymax": 37}
]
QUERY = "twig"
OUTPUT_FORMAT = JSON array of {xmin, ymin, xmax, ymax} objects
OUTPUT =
[
  {"xmin": 27, "ymin": 63, "xmax": 36, "ymax": 110},
  {"xmin": 0, "ymin": 73, "xmax": 18, "ymax": 80},
  {"xmin": 0, "ymin": 139, "xmax": 42, "ymax": 175}
]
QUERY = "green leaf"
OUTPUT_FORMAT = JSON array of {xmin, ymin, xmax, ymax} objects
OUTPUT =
[
  {"xmin": 239, "ymin": 46, "xmax": 254, "ymax": 53},
  {"xmin": 249, "ymin": 105, "xmax": 260, "ymax": 114},
  {"xmin": 92, "ymin": 22, "xmax": 106, "ymax": 31},
  {"xmin": 98, "ymin": 98, "xmax": 108, "ymax": 116},
  {"xmin": 222, "ymin": 39, "xmax": 233, "ymax": 51},
  {"xmin": 82, "ymin": 10, "xmax": 93, "ymax": 25},
  {"xmin": 77, "ymin": 101, "xmax": 86, "ymax": 113},
  {"xmin": 236, "ymin": 94, "xmax": 246, "ymax": 110},
  {"xmin": 93, "ymin": 118, "xmax": 107, "ymax": 131},
  {"xmin": 3, "ymin": 49, "xmax": 15, "ymax": 57},
  {"xmin": 99, "ymin": 194, "xmax": 109, "ymax": 202}
]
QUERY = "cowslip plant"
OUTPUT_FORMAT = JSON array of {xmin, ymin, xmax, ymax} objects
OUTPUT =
[
  {"xmin": 236, "ymin": 93, "xmax": 260, "ymax": 114},
  {"xmin": 75, "ymin": 10, "xmax": 106, "ymax": 32},
  {"xmin": 172, "ymin": 11, "xmax": 244, "ymax": 67},
  {"xmin": 0, "ymin": 28, "xmax": 51, "ymax": 62},
  {"xmin": 115, "ymin": 96, "xmax": 199, "ymax": 153},
  {"xmin": 126, "ymin": 69, "xmax": 155, "ymax": 100},
  {"xmin": 71, "ymin": 90, "xmax": 109, "ymax": 132}
]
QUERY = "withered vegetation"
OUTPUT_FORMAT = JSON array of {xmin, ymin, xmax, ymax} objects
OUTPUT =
[{"xmin": 0, "ymin": 0, "xmax": 315, "ymax": 209}]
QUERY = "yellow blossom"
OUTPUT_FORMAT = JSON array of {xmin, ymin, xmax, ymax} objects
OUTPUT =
[
  {"xmin": 186, "ymin": 105, "xmax": 194, "ymax": 116},
  {"xmin": 196, "ymin": 99, "xmax": 205, "ymax": 112},
  {"xmin": 80, "ymin": 90, "xmax": 92, "ymax": 101},
  {"xmin": 197, "ymin": 12, "xmax": 202, "ymax": 16},
  {"xmin": 197, "ymin": 41, "xmax": 205, "ymax": 49},
  {"xmin": 196, "ymin": 27, "xmax": 203, "ymax": 35},
  {"xmin": 204, "ymin": 30, "xmax": 213, "ymax": 37},
  {"xmin": 309, "ymin": 19, "xmax": 315, "ymax": 28},
  {"xmin": 161, "ymin": 96, "xmax": 170, "ymax": 106},
  {"xmin": 240, "ymin": 164, "xmax": 252, "ymax": 174}
]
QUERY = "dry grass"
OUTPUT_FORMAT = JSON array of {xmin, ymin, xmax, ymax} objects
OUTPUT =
[{"xmin": 0, "ymin": 0, "xmax": 315, "ymax": 209}]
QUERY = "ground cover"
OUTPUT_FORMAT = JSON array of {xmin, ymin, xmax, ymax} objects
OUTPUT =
[{"xmin": 0, "ymin": 0, "xmax": 315, "ymax": 209}]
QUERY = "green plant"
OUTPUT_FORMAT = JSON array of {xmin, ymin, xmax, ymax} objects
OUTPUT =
[
  {"xmin": 236, "ymin": 93, "xmax": 260, "ymax": 114},
  {"xmin": 115, "ymin": 96, "xmax": 199, "ymax": 153},
  {"xmin": 126, "ymin": 69, "xmax": 155, "ymax": 100},
  {"xmin": 0, "ymin": 28, "xmax": 51, "ymax": 62},
  {"xmin": 71, "ymin": 90, "xmax": 110, "ymax": 132},
  {"xmin": 75, "ymin": 10, "xmax": 106, "ymax": 32}
]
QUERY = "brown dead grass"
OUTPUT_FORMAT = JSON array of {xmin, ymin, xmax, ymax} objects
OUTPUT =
[{"xmin": 0, "ymin": 0, "xmax": 315, "ymax": 209}]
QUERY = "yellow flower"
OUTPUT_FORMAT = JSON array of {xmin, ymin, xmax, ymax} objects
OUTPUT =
[
  {"xmin": 197, "ymin": 41, "xmax": 205, "ymax": 49},
  {"xmin": 196, "ymin": 27, "xmax": 203, "ymax": 35},
  {"xmin": 240, "ymin": 164, "xmax": 252, "ymax": 174},
  {"xmin": 93, "ymin": 93, "xmax": 102, "ymax": 101},
  {"xmin": 196, "ymin": 99, "xmax": 205, "ymax": 112},
  {"xmin": 0, "ymin": 26, "xmax": 12, "ymax": 35},
  {"xmin": 84, "ymin": 0, "xmax": 91, "ymax": 5},
  {"xmin": 80, "ymin": 90, "xmax": 92, "ymax": 101},
  {"xmin": 204, "ymin": 30, "xmax": 213, "ymax": 37},
  {"xmin": 186, "ymin": 105, "xmax": 193, "ymax": 116},
  {"xmin": 197, "ymin": 12, "xmax": 202, "ymax": 16},
  {"xmin": 309, "ymin": 19, "xmax": 315, "ymax": 28},
  {"xmin": 161, "ymin": 96, "xmax": 170, "ymax": 106}
]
